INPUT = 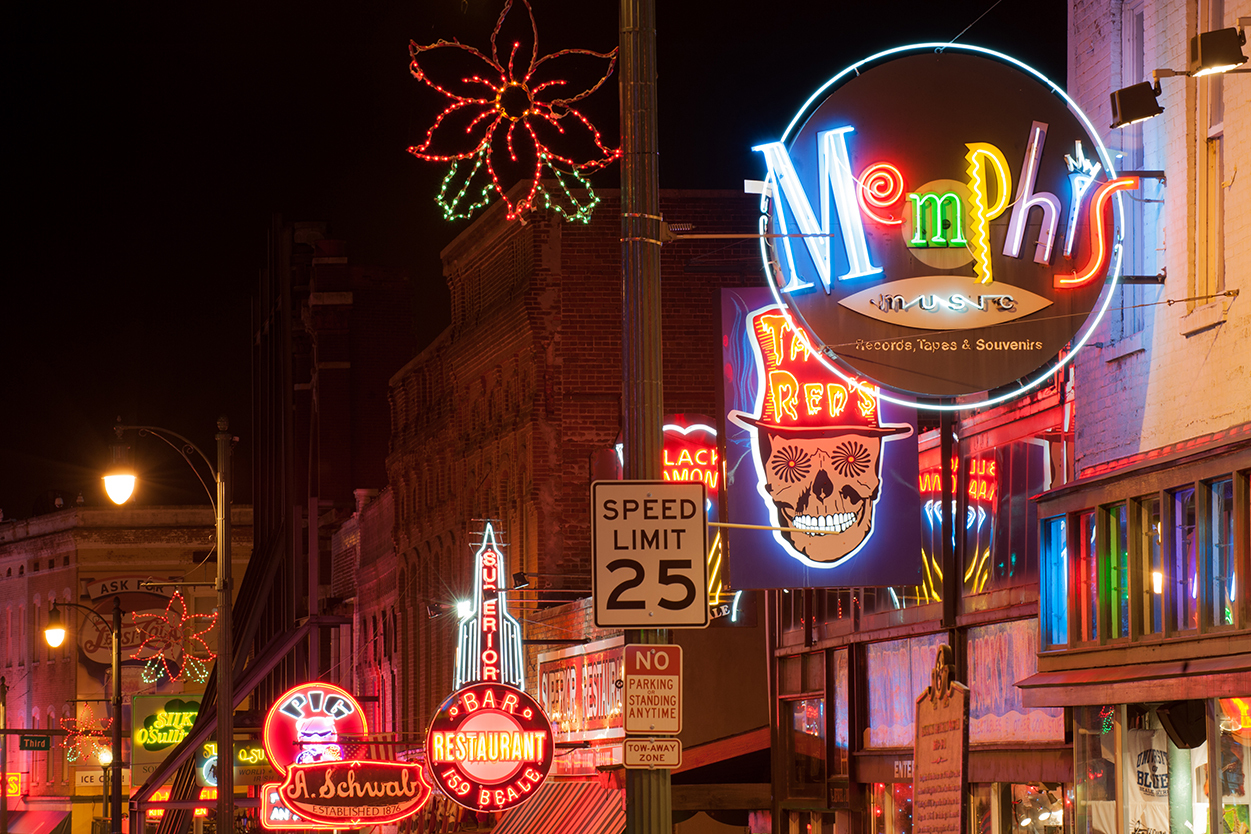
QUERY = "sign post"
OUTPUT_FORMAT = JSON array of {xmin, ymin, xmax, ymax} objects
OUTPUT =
[{"xmin": 591, "ymin": 481, "xmax": 709, "ymax": 628}]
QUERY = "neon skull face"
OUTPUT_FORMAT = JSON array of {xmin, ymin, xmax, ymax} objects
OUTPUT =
[
  {"xmin": 293, "ymin": 715, "xmax": 342, "ymax": 764},
  {"xmin": 758, "ymin": 430, "xmax": 883, "ymax": 564}
]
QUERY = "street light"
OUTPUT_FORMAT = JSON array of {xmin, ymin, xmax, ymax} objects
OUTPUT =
[
  {"xmin": 98, "ymin": 748, "xmax": 113, "ymax": 833},
  {"xmin": 45, "ymin": 598, "xmax": 124, "ymax": 834},
  {"xmin": 104, "ymin": 417, "xmax": 235, "ymax": 832}
]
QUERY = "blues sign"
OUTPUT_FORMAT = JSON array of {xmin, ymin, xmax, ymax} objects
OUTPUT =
[{"xmin": 753, "ymin": 44, "xmax": 1135, "ymax": 401}]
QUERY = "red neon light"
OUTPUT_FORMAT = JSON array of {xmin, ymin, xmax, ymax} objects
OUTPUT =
[
  {"xmin": 262, "ymin": 682, "xmax": 369, "ymax": 777},
  {"xmin": 147, "ymin": 787, "xmax": 172, "ymax": 819},
  {"xmin": 856, "ymin": 162, "xmax": 905, "ymax": 225},
  {"xmin": 1055, "ymin": 176, "xmax": 1138, "ymax": 288},
  {"xmin": 278, "ymin": 761, "xmax": 432, "ymax": 826},
  {"xmin": 407, "ymin": 0, "xmax": 619, "ymax": 222},
  {"xmin": 662, "ymin": 424, "xmax": 719, "ymax": 493},
  {"xmin": 195, "ymin": 787, "xmax": 217, "ymax": 817},
  {"xmin": 479, "ymin": 547, "xmax": 503, "ymax": 683},
  {"xmin": 426, "ymin": 683, "xmax": 554, "ymax": 813},
  {"xmin": 261, "ymin": 782, "xmax": 319, "ymax": 830},
  {"xmin": 130, "ymin": 590, "xmax": 217, "ymax": 683}
]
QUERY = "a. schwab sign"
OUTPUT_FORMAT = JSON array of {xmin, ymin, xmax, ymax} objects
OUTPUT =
[{"xmin": 753, "ymin": 44, "xmax": 1135, "ymax": 403}]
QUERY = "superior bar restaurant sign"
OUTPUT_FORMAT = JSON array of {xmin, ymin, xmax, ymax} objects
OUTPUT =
[
  {"xmin": 753, "ymin": 44, "xmax": 1135, "ymax": 401},
  {"xmin": 425, "ymin": 682, "xmax": 554, "ymax": 813},
  {"xmin": 912, "ymin": 647, "xmax": 970, "ymax": 834}
]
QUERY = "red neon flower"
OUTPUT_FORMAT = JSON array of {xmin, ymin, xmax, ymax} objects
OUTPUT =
[
  {"xmin": 62, "ymin": 704, "xmax": 112, "ymax": 763},
  {"xmin": 408, "ymin": 0, "xmax": 619, "ymax": 223},
  {"xmin": 131, "ymin": 591, "xmax": 218, "ymax": 683}
]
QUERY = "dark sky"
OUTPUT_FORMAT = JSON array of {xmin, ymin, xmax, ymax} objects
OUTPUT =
[{"xmin": 2, "ymin": 0, "xmax": 1065, "ymax": 519}]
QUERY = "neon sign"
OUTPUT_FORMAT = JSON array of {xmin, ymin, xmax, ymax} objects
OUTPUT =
[
  {"xmin": 662, "ymin": 422, "xmax": 720, "ymax": 493},
  {"xmin": 723, "ymin": 292, "xmax": 921, "ymax": 585},
  {"xmin": 753, "ymin": 44, "xmax": 1135, "ymax": 403},
  {"xmin": 279, "ymin": 761, "xmax": 432, "ymax": 826},
  {"xmin": 134, "ymin": 698, "xmax": 200, "ymax": 752},
  {"xmin": 425, "ymin": 682, "xmax": 554, "ymax": 813},
  {"xmin": 262, "ymin": 683, "xmax": 369, "ymax": 777},
  {"xmin": 454, "ymin": 521, "xmax": 524, "ymax": 689}
]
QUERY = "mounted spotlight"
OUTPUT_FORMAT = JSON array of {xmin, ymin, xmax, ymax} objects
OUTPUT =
[
  {"xmin": 1189, "ymin": 26, "xmax": 1248, "ymax": 77},
  {"xmin": 1112, "ymin": 22, "xmax": 1248, "ymax": 128},
  {"xmin": 1110, "ymin": 81, "xmax": 1164, "ymax": 128}
]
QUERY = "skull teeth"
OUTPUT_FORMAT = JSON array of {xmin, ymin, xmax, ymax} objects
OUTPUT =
[{"xmin": 792, "ymin": 512, "xmax": 856, "ymax": 534}]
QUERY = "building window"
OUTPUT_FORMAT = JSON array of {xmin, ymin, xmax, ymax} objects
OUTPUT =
[
  {"xmin": 1107, "ymin": 503, "xmax": 1130, "ymax": 640},
  {"xmin": 1078, "ymin": 511, "xmax": 1099, "ymax": 644},
  {"xmin": 1140, "ymin": 496, "xmax": 1165, "ymax": 636},
  {"xmin": 1041, "ymin": 515, "xmax": 1069, "ymax": 648},
  {"xmin": 1208, "ymin": 478, "xmax": 1236, "ymax": 628},
  {"xmin": 1170, "ymin": 487, "xmax": 1199, "ymax": 632},
  {"xmin": 779, "ymin": 652, "xmax": 825, "ymax": 800}
]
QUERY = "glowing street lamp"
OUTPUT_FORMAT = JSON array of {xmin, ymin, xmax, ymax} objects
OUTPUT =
[
  {"xmin": 105, "ymin": 418, "xmax": 236, "ymax": 832},
  {"xmin": 45, "ymin": 598, "xmax": 124, "ymax": 834}
]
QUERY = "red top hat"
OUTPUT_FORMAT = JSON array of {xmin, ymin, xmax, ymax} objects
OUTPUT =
[{"xmin": 728, "ymin": 308, "xmax": 912, "ymax": 438}]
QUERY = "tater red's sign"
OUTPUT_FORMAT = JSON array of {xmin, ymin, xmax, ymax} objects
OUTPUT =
[{"xmin": 425, "ymin": 682, "xmax": 554, "ymax": 813}]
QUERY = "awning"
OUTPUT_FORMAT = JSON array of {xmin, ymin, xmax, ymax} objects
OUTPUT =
[
  {"xmin": 6, "ymin": 810, "xmax": 71, "ymax": 834},
  {"xmin": 491, "ymin": 780, "xmax": 624, "ymax": 834},
  {"xmin": 1017, "ymin": 653, "xmax": 1251, "ymax": 707}
]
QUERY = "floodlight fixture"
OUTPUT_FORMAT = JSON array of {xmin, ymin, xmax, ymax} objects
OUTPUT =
[
  {"xmin": 1109, "ymin": 81, "xmax": 1164, "ymax": 128},
  {"xmin": 1189, "ymin": 26, "xmax": 1248, "ymax": 77}
]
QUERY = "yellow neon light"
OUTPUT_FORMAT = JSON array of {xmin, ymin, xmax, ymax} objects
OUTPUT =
[{"xmin": 964, "ymin": 143, "xmax": 1011, "ymax": 284}]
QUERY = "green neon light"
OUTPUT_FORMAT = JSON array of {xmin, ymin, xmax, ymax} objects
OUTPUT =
[{"xmin": 908, "ymin": 191, "xmax": 969, "ymax": 248}]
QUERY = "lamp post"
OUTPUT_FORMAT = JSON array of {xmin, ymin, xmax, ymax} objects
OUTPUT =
[
  {"xmin": 45, "ymin": 598, "xmax": 123, "ymax": 834},
  {"xmin": 99, "ymin": 748, "xmax": 113, "ymax": 834},
  {"xmin": 105, "ymin": 418, "xmax": 234, "ymax": 832}
]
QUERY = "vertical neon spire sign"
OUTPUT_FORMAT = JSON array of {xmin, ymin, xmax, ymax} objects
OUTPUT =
[{"xmin": 454, "ymin": 521, "xmax": 525, "ymax": 689}]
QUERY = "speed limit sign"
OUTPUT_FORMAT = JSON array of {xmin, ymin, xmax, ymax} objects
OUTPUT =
[{"xmin": 591, "ymin": 481, "xmax": 709, "ymax": 628}]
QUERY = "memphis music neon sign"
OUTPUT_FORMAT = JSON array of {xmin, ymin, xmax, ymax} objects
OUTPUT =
[{"xmin": 754, "ymin": 44, "xmax": 1134, "ymax": 403}]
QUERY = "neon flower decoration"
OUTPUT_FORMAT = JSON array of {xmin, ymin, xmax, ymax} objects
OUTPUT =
[
  {"xmin": 408, "ymin": 0, "xmax": 619, "ymax": 223},
  {"xmin": 62, "ymin": 704, "xmax": 113, "ymax": 763},
  {"xmin": 131, "ymin": 591, "xmax": 218, "ymax": 683}
]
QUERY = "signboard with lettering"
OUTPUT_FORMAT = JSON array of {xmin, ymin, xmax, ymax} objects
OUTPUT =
[
  {"xmin": 20, "ymin": 734, "xmax": 52, "ymax": 751},
  {"xmin": 79, "ymin": 576, "xmax": 203, "ymax": 674},
  {"xmin": 132, "ymin": 695, "xmax": 202, "ymax": 766},
  {"xmin": 537, "ymin": 637, "xmax": 624, "ymax": 744},
  {"xmin": 912, "ymin": 647, "xmax": 969, "ymax": 834},
  {"xmin": 278, "ymin": 761, "xmax": 432, "ymax": 826},
  {"xmin": 623, "ymin": 738, "xmax": 682, "ymax": 770},
  {"xmin": 623, "ymin": 644, "xmax": 682, "ymax": 735},
  {"xmin": 5, "ymin": 772, "xmax": 25, "ymax": 798},
  {"xmin": 753, "ymin": 44, "xmax": 1135, "ymax": 403},
  {"xmin": 591, "ymin": 481, "xmax": 709, "ymax": 627},
  {"xmin": 722, "ymin": 287, "xmax": 921, "ymax": 588},
  {"xmin": 262, "ymin": 683, "xmax": 369, "ymax": 777},
  {"xmin": 425, "ymin": 682, "xmax": 554, "ymax": 813},
  {"xmin": 454, "ymin": 521, "xmax": 524, "ymax": 689},
  {"xmin": 196, "ymin": 740, "xmax": 276, "ymax": 787}
]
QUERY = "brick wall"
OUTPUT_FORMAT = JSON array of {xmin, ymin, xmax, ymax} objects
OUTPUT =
[
  {"xmin": 389, "ymin": 187, "xmax": 761, "ymax": 721},
  {"xmin": 1069, "ymin": 0, "xmax": 1251, "ymax": 474}
]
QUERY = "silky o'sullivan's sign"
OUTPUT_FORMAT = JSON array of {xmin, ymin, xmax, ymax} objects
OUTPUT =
[
  {"xmin": 425, "ymin": 682, "xmax": 554, "ymax": 813},
  {"xmin": 753, "ymin": 43, "xmax": 1136, "ymax": 402}
]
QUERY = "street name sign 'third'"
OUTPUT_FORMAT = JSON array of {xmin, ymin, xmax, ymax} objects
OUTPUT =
[{"xmin": 591, "ymin": 481, "xmax": 709, "ymax": 628}]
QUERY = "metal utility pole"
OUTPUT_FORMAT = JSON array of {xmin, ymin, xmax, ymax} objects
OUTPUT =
[
  {"xmin": 1, "ymin": 676, "xmax": 8, "ymax": 834},
  {"xmin": 216, "ymin": 417, "xmax": 235, "ymax": 833},
  {"xmin": 619, "ymin": 0, "xmax": 671, "ymax": 831},
  {"xmin": 110, "ymin": 598, "xmax": 122, "ymax": 834}
]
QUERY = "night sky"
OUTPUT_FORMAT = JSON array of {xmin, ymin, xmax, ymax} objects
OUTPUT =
[{"xmin": 2, "ymin": 0, "xmax": 1065, "ymax": 519}]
